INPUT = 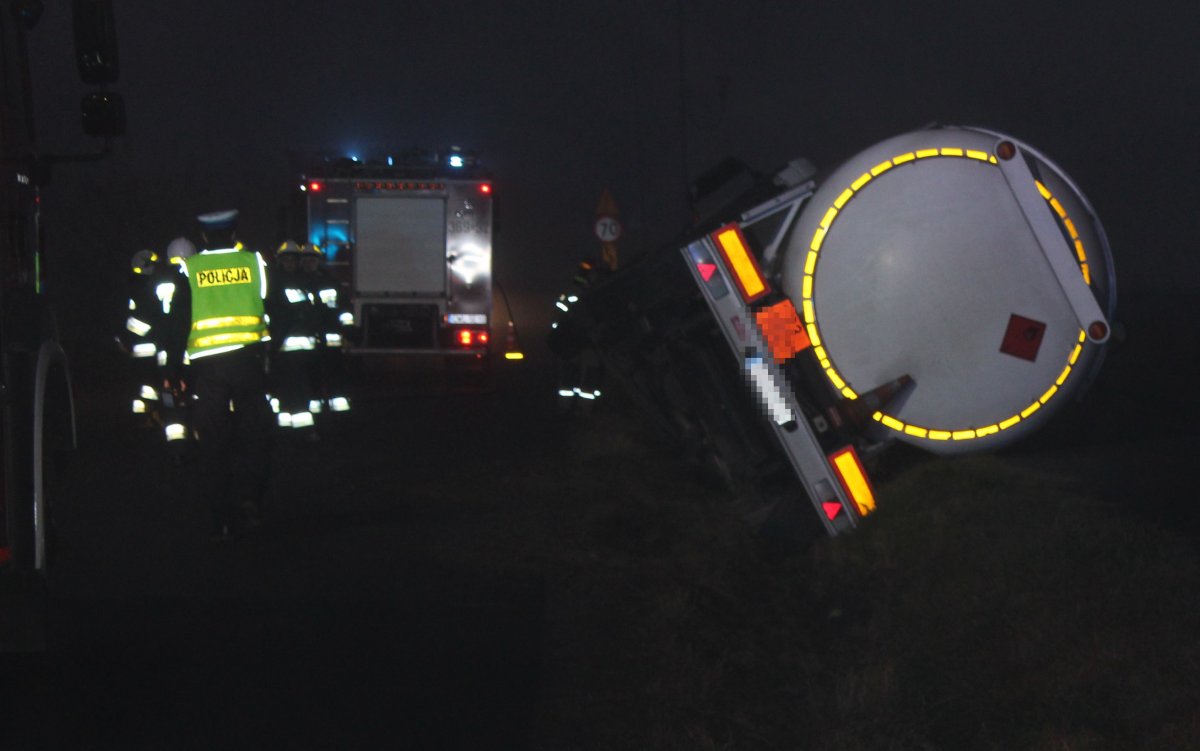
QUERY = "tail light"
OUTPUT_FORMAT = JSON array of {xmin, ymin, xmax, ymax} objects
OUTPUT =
[{"xmin": 455, "ymin": 329, "xmax": 489, "ymax": 346}]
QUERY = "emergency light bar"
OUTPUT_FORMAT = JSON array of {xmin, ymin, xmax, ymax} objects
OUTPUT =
[{"xmin": 354, "ymin": 181, "xmax": 447, "ymax": 192}]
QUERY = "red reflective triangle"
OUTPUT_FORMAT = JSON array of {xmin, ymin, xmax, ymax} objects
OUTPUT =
[
  {"xmin": 822, "ymin": 501, "xmax": 842, "ymax": 520},
  {"xmin": 698, "ymin": 262, "xmax": 717, "ymax": 282}
]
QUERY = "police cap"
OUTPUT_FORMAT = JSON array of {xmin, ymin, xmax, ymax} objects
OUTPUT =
[{"xmin": 197, "ymin": 209, "xmax": 239, "ymax": 232}]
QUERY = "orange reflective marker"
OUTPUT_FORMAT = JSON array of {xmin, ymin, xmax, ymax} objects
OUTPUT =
[
  {"xmin": 828, "ymin": 446, "xmax": 877, "ymax": 516},
  {"xmin": 711, "ymin": 223, "xmax": 769, "ymax": 303}
]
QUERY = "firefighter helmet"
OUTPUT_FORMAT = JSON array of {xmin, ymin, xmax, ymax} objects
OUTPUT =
[
  {"xmin": 166, "ymin": 236, "xmax": 196, "ymax": 264},
  {"xmin": 130, "ymin": 249, "xmax": 156, "ymax": 274},
  {"xmin": 299, "ymin": 243, "xmax": 323, "ymax": 257},
  {"xmin": 277, "ymin": 240, "xmax": 302, "ymax": 256}
]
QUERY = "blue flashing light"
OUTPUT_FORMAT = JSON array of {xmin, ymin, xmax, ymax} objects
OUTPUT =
[
  {"xmin": 310, "ymin": 225, "xmax": 349, "ymax": 255},
  {"xmin": 449, "ymin": 155, "xmax": 464, "ymax": 168},
  {"xmin": 387, "ymin": 156, "xmax": 394, "ymax": 166}
]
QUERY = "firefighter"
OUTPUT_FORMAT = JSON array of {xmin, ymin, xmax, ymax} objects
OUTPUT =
[
  {"xmin": 161, "ymin": 210, "xmax": 273, "ymax": 542},
  {"xmin": 299, "ymin": 243, "xmax": 353, "ymax": 416},
  {"xmin": 121, "ymin": 249, "xmax": 163, "ymax": 421},
  {"xmin": 266, "ymin": 240, "xmax": 321, "ymax": 436},
  {"xmin": 548, "ymin": 257, "xmax": 610, "ymax": 414},
  {"xmin": 156, "ymin": 236, "xmax": 196, "ymax": 454}
]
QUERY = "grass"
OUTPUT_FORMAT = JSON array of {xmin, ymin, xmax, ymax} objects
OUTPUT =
[{"xmin": 528, "ymin": 401, "xmax": 1200, "ymax": 750}]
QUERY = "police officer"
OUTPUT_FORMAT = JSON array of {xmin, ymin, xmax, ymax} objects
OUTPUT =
[
  {"xmin": 162, "ymin": 210, "xmax": 273, "ymax": 542},
  {"xmin": 266, "ymin": 240, "xmax": 321, "ymax": 436},
  {"xmin": 299, "ymin": 243, "xmax": 354, "ymax": 416}
]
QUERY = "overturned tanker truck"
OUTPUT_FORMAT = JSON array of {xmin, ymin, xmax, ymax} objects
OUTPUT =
[{"xmin": 553, "ymin": 125, "xmax": 1116, "ymax": 539}]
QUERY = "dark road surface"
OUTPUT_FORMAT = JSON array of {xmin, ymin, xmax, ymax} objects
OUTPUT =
[{"xmin": 3, "ymin": 354, "xmax": 557, "ymax": 750}]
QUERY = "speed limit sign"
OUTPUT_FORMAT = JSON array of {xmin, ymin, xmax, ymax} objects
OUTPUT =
[{"xmin": 594, "ymin": 215, "xmax": 622, "ymax": 243}]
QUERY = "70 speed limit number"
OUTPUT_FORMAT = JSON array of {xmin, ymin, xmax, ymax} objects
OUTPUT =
[{"xmin": 594, "ymin": 215, "xmax": 622, "ymax": 243}]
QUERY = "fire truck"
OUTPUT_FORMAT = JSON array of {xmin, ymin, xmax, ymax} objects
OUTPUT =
[
  {"xmin": 298, "ymin": 148, "xmax": 496, "ymax": 361},
  {"xmin": 554, "ymin": 125, "xmax": 1116, "ymax": 539},
  {"xmin": 1, "ymin": 0, "xmax": 124, "ymax": 578}
]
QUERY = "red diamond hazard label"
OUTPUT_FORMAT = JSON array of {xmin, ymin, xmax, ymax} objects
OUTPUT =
[{"xmin": 1000, "ymin": 314, "xmax": 1046, "ymax": 362}]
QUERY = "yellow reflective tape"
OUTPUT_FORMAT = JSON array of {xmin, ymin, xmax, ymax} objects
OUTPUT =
[
  {"xmin": 715, "ymin": 228, "xmax": 765, "ymax": 298},
  {"xmin": 1069, "ymin": 344, "xmax": 1082, "ymax": 365},
  {"xmin": 904, "ymin": 424, "xmax": 928, "ymax": 438},
  {"xmin": 193, "ymin": 315, "xmax": 262, "ymax": 331},
  {"xmin": 1020, "ymin": 402, "xmax": 1041, "ymax": 419},
  {"xmin": 1056, "ymin": 366, "xmax": 1072, "ymax": 386},
  {"xmin": 1050, "ymin": 198, "xmax": 1067, "ymax": 218},
  {"xmin": 1074, "ymin": 239, "xmax": 1087, "ymax": 262},
  {"xmin": 1035, "ymin": 180, "xmax": 1052, "ymax": 200},
  {"xmin": 1039, "ymin": 384, "xmax": 1058, "ymax": 404},
  {"xmin": 811, "ymin": 227, "xmax": 827, "ymax": 252},
  {"xmin": 813, "ymin": 345, "xmax": 827, "ymax": 362},
  {"xmin": 1078, "ymin": 330, "xmax": 1086, "ymax": 343},
  {"xmin": 802, "ymin": 299, "xmax": 815, "ymax": 322},
  {"xmin": 952, "ymin": 430, "xmax": 977, "ymax": 440},
  {"xmin": 1081, "ymin": 264, "xmax": 1091, "ymax": 285},
  {"xmin": 834, "ymin": 188, "xmax": 854, "ymax": 209},
  {"xmin": 804, "ymin": 251, "xmax": 818, "ymax": 275},
  {"xmin": 870, "ymin": 160, "xmax": 893, "ymax": 176},
  {"xmin": 928, "ymin": 430, "xmax": 952, "ymax": 440},
  {"xmin": 841, "ymin": 387, "xmax": 858, "ymax": 400},
  {"xmin": 999, "ymin": 415, "xmax": 1022, "ymax": 430},
  {"xmin": 802, "ymin": 275, "xmax": 813, "ymax": 298},
  {"xmin": 1063, "ymin": 218, "xmax": 1078, "ymax": 238},
  {"xmin": 826, "ymin": 368, "xmax": 846, "ymax": 390},
  {"xmin": 193, "ymin": 332, "xmax": 261, "ymax": 348},
  {"xmin": 892, "ymin": 152, "xmax": 916, "ymax": 165},
  {"xmin": 989, "ymin": 155, "xmax": 998, "ymax": 164},
  {"xmin": 880, "ymin": 414, "xmax": 905, "ymax": 431},
  {"xmin": 940, "ymin": 147, "xmax": 964, "ymax": 157},
  {"xmin": 975, "ymin": 424, "xmax": 1000, "ymax": 437},
  {"xmin": 820, "ymin": 207, "xmax": 838, "ymax": 230},
  {"xmin": 851, "ymin": 172, "xmax": 872, "ymax": 191},
  {"xmin": 916, "ymin": 149, "xmax": 939, "ymax": 159},
  {"xmin": 805, "ymin": 323, "xmax": 821, "ymax": 347},
  {"xmin": 966, "ymin": 150, "xmax": 990, "ymax": 161}
]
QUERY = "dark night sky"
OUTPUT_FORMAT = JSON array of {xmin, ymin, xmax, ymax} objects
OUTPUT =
[{"xmin": 23, "ymin": 0, "xmax": 1200, "ymax": 357}]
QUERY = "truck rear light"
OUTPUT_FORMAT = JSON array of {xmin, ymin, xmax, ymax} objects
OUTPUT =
[
  {"xmin": 455, "ymin": 329, "xmax": 489, "ymax": 346},
  {"xmin": 711, "ymin": 223, "xmax": 769, "ymax": 303},
  {"xmin": 828, "ymin": 446, "xmax": 876, "ymax": 516},
  {"xmin": 308, "ymin": 181, "xmax": 323, "ymax": 192},
  {"xmin": 479, "ymin": 184, "xmax": 492, "ymax": 194}
]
